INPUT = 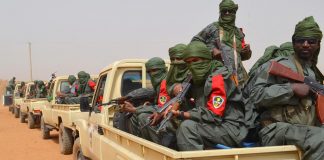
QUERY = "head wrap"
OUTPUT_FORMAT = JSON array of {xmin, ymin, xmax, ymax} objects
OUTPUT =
[
  {"xmin": 292, "ymin": 16, "xmax": 322, "ymax": 40},
  {"xmin": 145, "ymin": 57, "xmax": 167, "ymax": 90},
  {"xmin": 184, "ymin": 42, "xmax": 214, "ymax": 85},
  {"xmin": 168, "ymin": 44, "xmax": 187, "ymax": 59},
  {"xmin": 78, "ymin": 71, "xmax": 90, "ymax": 94},
  {"xmin": 166, "ymin": 44, "xmax": 189, "ymax": 90},
  {"xmin": 183, "ymin": 41, "xmax": 212, "ymax": 60},
  {"xmin": 219, "ymin": 0, "xmax": 238, "ymax": 29},
  {"xmin": 68, "ymin": 75, "xmax": 76, "ymax": 84},
  {"xmin": 145, "ymin": 57, "xmax": 166, "ymax": 70}
]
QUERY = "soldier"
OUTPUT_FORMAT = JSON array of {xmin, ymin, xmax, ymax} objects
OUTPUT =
[
  {"xmin": 191, "ymin": 0, "xmax": 251, "ymax": 86},
  {"xmin": 57, "ymin": 75, "xmax": 79, "ymax": 104},
  {"xmin": 174, "ymin": 41, "xmax": 247, "ymax": 151},
  {"xmin": 248, "ymin": 16, "xmax": 324, "ymax": 160},
  {"xmin": 18, "ymin": 81, "xmax": 26, "ymax": 97},
  {"xmin": 6, "ymin": 77, "xmax": 16, "ymax": 95},
  {"xmin": 144, "ymin": 44, "xmax": 194, "ymax": 147},
  {"xmin": 36, "ymin": 80, "xmax": 47, "ymax": 98},
  {"xmin": 122, "ymin": 57, "xmax": 170, "ymax": 144}
]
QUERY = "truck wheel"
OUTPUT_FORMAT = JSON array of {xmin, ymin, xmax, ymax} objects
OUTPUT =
[
  {"xmin": 41, "ymin": 116, "xmax": 50, "ymax": 139},
  {"xmin": 11, "ymin": 107, "xmax": 15, "ymax": 114},
  {"xmin": 73, "ymin": 138, "xmax": 90, "ymax": 160},
  {"xmin": 27, "ymin": 112, "xmax": 35, "ymax": 129},
  {"xmin": 14, "ymin": 107, "xmax": 20, "ymax": 118},
  {"xmin": 59, "ymin": 123, "xmax": 73, "ymax": 154},
  {"xmin": 20, "ymin": 112, "xmax": 26, "ymax": 123}
]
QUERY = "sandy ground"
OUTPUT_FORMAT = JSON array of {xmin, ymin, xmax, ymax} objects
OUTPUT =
[
  {"xmin": 0, "ymin": 105, "xmax": 73, "ymax": 160},
  {"xmin": 0, "ymin": 80, "xmax": 72, "ymax": 160}
]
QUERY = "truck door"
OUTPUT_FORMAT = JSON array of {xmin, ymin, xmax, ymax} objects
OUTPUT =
[{"xmin": 88, "ymin": 73, "xmax": 108, "ymax": 160}]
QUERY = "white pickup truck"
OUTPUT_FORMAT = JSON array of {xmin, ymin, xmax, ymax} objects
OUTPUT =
[
  {"xmin": 73, "ymin": 59, "xmax": 301, "ymax": 160},
  {"xmin": 41, "ymin": 75, "xmax": 97, "ymax": 155}
]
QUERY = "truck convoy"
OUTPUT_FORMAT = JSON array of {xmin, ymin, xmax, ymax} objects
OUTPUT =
[
  {"xmin": 3, "ymin": 59, "xmax": 302, "ymax": 160},
  {"xmin": 72, "ymin": 59, "xmax": 302, "ymax": 160}
]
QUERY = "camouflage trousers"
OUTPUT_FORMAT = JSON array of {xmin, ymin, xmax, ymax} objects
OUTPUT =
[
  {"xmin": 130, "ymin": 105, "xmax": 176, "ymax": 147},
  {"xmin": 176, "ymin": 120, "xmax": 243, "ymax": 151},
  {"xmin": 259, "ymin": 122, "xmax": 324, "ymax": 160}
]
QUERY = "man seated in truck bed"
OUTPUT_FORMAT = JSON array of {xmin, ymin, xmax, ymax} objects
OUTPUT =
[
  {"xmin": 65, "ymin": 71, "xmax": 96, "ymax": 104},
  {"xmin": 246, "ymin": 16, "xmax": 324, "ymax": 160},
  {"xmin": 57, "ymin": 75, "xmax": 79, "ymax": 104}
]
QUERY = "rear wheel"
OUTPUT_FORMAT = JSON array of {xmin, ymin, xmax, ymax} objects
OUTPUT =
[
  {"xmin": 27, "ymin": 112, "xmax": 35, "ymax": 129},
  {"xmin": 14, "ymin": 107, "xmax": 20, "ymax": 118},
  {"xmin": 73, "ymin": 138, "xmax": 90, "ymax": 160},
  {"xmin": 59, "ymin": 123, "xmax": 73, "ymax": 154},
  {"xmin": 41, "ymin": 116, "xmax": 50, "ymax": 139},
  {"xmin": 11, "ymin": 106, "xmax": 14, "ymax": 114},
  {"xmin": 19, "ymin": 112, "xmax": 25, "ymax": 123}
]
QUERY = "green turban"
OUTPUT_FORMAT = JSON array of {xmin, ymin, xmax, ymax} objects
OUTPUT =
[
  {"xmin": 145, "ymin": 57, "xmax": 167, "ymax": 90},
  {"xmin": 145, "ymin": 57, "xmax": 166, "ymax": 70},
  {"xmin": 78, "ymin": 71, "xmax": 88, "ymax": 85},
  {"xmin": 68, "ymin": 75, "xmax": 76, "ymax": 84},
  {"xmin": 168, "ymin": 43, "xmax": 187, "ymax": 59},
  {"xmin": 183, "ymin": 41, "xmax": 212, "ymax": 60},
  {"xmin": 219, "ymin": 0, "xmax": 238, "ymax": 11},
  {"xmin": 219, "ymin": 0, "xmax": 238, "ymax": 28},
  {"xmin": 292, "ymin": 16, "xmax": 323, "ymax": 40},
  {"xmin": 166, "ymin": 44, "xmax": 190, "ymax": 91},
  {"xmin": 184, "ymin": 41, "xmax": 213, "ymax": 85}
]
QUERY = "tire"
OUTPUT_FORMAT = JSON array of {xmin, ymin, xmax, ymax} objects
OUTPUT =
[
  {"xmin": 27, "ymin": 112, "xmax": 35, "ymax": 129},
  {"xmin": 73, "ymin": 138, "xmax": 90, "ymax": 160},
  {"xmin": 11, "ymin": 106, "xmax": 14, "ymax": 114},
  {"xmin": 59, "ymin": 123, "xmax": 73, "ymax": 154},
  {"xmin": 14, "ymin": 107, "xmax": 20, "ymax": 118},
  {"xmin": 41, "ymin": 116, "xmax": 50, "ymax": 139},
  {"xmin": 20, "ymin": 112, "xmax": 26, "ymax": 123}
]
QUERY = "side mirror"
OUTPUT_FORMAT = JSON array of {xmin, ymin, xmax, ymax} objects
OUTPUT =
[{"xmin": 80, "ymin": 96, "xmax": 91, "ymax": 112}]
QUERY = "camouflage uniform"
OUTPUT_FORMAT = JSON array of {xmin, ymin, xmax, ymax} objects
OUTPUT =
[
  {"xmin": 191, "ymin": 0, "xmax": 251, "ymax": 86},
  {"xmin": 249, "ymin": 17, "xmax": 324, "ymax": 160},
  {"xmin": 176, "ymin": 41, "xmax": 247, "ymax": 151}
]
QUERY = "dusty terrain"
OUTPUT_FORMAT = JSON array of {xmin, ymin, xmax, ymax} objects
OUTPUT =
[{"xmin": 0, "ymin": 80, "xmax": 72, "ymax": 160}]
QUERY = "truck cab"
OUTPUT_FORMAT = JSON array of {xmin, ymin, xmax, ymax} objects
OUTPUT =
[{"xmin": 41, "ymin": 75, "xmax": 97, "ymax": 155}]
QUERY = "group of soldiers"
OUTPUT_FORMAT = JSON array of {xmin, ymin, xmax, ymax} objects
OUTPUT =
[
  {"xmin": 118, "ymin": 0, "xmax": 324, "ymax": 160},
  {"xmin": 54, "ymin": 71, "xmax": 96, "ymax": 104},
  {"xmin": 8, "ymin": 70, "xmax": 96, "ymax": 105}
]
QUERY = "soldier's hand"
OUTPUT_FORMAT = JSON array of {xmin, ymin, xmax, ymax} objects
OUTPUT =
[
  {"xmin": 121, "ymin": 101, "xmax": 136, "ymax": 113},
  {"xmin": 241, "ymin": 44, "xmax": 252, "ymax": 60},
  {"xmin": 292, "ymin": 83, "xmax": 310, "ymax": 98},
  {"xmin": 173, "ymin": 84, "xmax": 183, "ymax": 96},
  {"xmin": 149, "ymin": 112, "xmax": 163, "ymax": 126},
  {"xmin": 212, "ymin": 48, "xmax": 222, "ymax": 60}
]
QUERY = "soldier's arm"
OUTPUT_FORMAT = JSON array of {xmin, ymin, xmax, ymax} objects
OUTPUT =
[
  {"xmin": 191, "ymin": 23, "xmax": 217, "ymax": 46},
  {"xmin": 250, "ymin": 62, "xmax": 294, "ymax": 108}
]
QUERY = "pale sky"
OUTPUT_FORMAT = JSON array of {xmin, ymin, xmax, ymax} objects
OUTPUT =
[{"xmin": 1, "ymin": 0, "xmax": 323, "ymax": 81}]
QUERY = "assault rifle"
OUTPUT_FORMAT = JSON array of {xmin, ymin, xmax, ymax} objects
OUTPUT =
[
  {"xmin": 93, "ymin": 88, "xmax": 155, "ymax": 115},
  {"xmin": 215, "ymin": 38, "xmax": 239, "ymax": 86},
  {"xmin": 268, "ymin": 61, "xmax": 324, "ymax": 124},
  {"xmin": 141, "ymin": 75, "xmax": 192, "ymax": 133}
]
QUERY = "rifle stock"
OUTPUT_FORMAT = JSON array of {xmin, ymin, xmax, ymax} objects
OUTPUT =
[
  {"xmin": 269, "ymin": 61, "xmax": 324, "ymax": 124},
  {"xmin": 268, "ymin": 61, "xmax": 304, "ymax": 82}
]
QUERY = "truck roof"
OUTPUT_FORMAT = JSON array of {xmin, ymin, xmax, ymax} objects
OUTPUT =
[{"xmin": 100, "ymin": 59, "xmax": 170, "ymax": 74}]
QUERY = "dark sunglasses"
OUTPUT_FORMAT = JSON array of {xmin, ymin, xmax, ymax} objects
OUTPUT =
[
  {"xmin": 221, "ymin": 9, "xmax": 236, "ymax": 14},
  {"xmin": 294, "ymin": 38, "xmax": 318, "ymax": 45}
]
